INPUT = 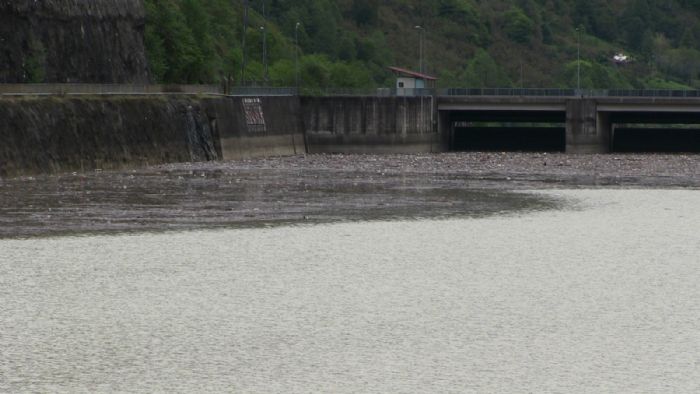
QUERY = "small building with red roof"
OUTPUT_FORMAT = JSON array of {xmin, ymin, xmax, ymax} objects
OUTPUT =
[{"xmin": 388, "ymin": 66, "xmax": 438, "ymax": 89}]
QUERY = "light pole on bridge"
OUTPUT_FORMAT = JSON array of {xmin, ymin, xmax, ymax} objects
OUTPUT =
[
  {"xmin": 415, "ymin": 25, "xmax": 425, "ymax": 74},
  {"xmin": 576, "ymin": 27, "xmax": 581, "ymax": 92},
  {"xmin": 241, "ymin": 0, "xmax": 249, "ymax": 85},
  {"xmin": 260, "ymin": 0, "xmax": 268, "ymax": 85},
  {"xmin": 295, "ymin": 22, "xmax": 301, "ymax": 90},
  {"xmin": 260, "ymin": 26, "xmax": 268, "ymax": 85}
]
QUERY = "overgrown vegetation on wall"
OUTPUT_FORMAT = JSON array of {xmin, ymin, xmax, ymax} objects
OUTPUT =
[{"xmin": 144, "ymin": 0, "xmax": 700, "ymax": 90}]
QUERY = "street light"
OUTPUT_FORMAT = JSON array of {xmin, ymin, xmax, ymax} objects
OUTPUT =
[
  {"xmin": 259, "ymin": 0, "xmax": 268, "ymax": 85},
  {"xmin": 241, "ymin": 0, "xmax": 249, "ymax": 85},
  {"xmin": 260, "ymin": 26, "xmax": 268, "ymax": 84},
  {"xmin": 415, "ymin": 25, "xmax": 424, "ymax": 74},
  {"xmin": 576, "ymin": 27, "xmax": 581, "ymax": 91},
  {"xmin": 295, "ymin": 22, "xmax": 301, "ymax": 89}
]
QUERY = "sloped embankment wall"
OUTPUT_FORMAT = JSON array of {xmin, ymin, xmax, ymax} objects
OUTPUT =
[
  {"xmin": 0, "ymin": 95, "xmax": 306, "ymax": 177},
  {"xmin": 0, "ymin": 0, "xmax": 149, "ymax": 83},
  {"xmin": 0, "ymin": 96, "xmax": 220, "ymax": 176}
]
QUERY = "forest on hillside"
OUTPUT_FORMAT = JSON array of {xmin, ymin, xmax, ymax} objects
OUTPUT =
[{"xmin": 144, "ymin": 0, "xmax": 700, "ymax": 90}]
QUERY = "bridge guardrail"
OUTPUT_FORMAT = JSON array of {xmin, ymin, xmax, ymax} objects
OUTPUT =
[
  {"xmin": 604, "ymin": 89, "xmax": 700, "ymax": 98},
  {"xmin": 0, "ymin": 84, "xmax": 224, "ymax": 95},
  {"xmin": 302, "ymin": 88, "xmax": 435, "ymax": 97},
  {"xmin": 308, "ymin": 87, "xmax": 700, "ymax": 98},
  {"xmin": 442, "ymin": 88, "xmax": 578, "ymax": 97},
  {"xmin": 228, "ymin": 87, "xmax": 298, "ymax": 96},
  {"xmin": 2, "ymin": 84, "xmax": 699, "ymax": 98},
  {"xmin": 441, "ymin": 88, "xmax": 700, "ymax": 98}
]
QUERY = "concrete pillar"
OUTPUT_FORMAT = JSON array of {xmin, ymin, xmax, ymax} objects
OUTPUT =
[
  {"xmin": 597, "ymin": 111, "xmax": 612, "ymax": 152},
  {"xmin": 566, "ymin": 99, "xmax": 610, "ymax": 153},
  {"xmin": 437, "ymin": 110, "xmax": 452, "ymax": 152}
]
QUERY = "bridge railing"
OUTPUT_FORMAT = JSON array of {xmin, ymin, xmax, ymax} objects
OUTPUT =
[
  {"xmin": 2, "ymin": 84, "xmax": 699, "ymax": 98},
  {"xmin": 441, "ymin": 88, "xmax": 578, "ymax": 97},
  {"xmin": 604, "ymin": 89, "xmax": 700, "ymax": 98},
  {"xmin": 228, "ymin": 87, "xmax": 298, "ymax": 96},
  {"xmin": 0, "ymin": 84, "xmax": 224, "ymax": 95},
  {"xmin": 441, "ymin": 88, "xmax": 700, "ymax": 98},
  {"xmin": 304, "ymin": 88, "xmax": 435, "ymax": 97}
]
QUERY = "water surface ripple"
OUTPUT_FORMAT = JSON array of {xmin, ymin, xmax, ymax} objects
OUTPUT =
[{"xmin": 2, "ymin": 189, "xmax": 700, "ymax": 392}]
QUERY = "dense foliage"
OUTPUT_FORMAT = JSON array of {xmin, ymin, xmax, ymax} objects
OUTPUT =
[{"xmin": 144, "ymin": 0, "xmax": 700, "ymax": 90}]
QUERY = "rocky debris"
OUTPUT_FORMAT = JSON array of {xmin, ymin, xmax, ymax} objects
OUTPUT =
[
  {"xmin": 1, "ymin": 152, "xmax": 698, "ymax": 238},
  {"xmin": 204, "ymin": 152, "xmax": 700, "ymax": 188}
]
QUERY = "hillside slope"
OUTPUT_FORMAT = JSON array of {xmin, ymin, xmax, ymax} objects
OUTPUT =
[
  {"xmin": 146, "ymin": 0, "xmax": 700, "ymax": 90},
  {"xmin": 0, "ymin": 0, "xmax": 149, "ymax": 83}
]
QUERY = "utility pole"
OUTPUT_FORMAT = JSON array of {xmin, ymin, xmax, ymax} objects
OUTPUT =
[
  {"xmin": 260, "ymin": 27, "xmax": 268, "ymax": 85},
  {"xmin": 415, "ymin": 25, "xmax": 425, "ymax": 74},
  {"xmin": 295, "ymin": 22, "xmax": 301, "ymax": 89},
  {"xmin": 576, "ymin": 27, "xmax": 581, "ymax": 92},
  {"xmin": 241, "ymin": 0, "xmax": 249, "ymax": 85},
  {"xmin": 261, "ymin": 0, "xmax": 268, "ymax": 85}
]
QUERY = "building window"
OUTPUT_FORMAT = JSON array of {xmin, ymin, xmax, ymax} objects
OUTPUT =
[{"xmin": 398, "ymin": 82, "xmax": 405, "ymax": 88}]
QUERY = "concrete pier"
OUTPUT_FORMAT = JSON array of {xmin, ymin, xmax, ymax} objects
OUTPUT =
[
  {"xmin": 301, "ymin": 96, "xmax": 442, "ymax": 154},
  {"xmin": 565, "ymin": 99, "xmax": 608, "ymax": 154},
  {"xmin": 437, "ymin": 95, "xmax": 700, "ymax": 154}
]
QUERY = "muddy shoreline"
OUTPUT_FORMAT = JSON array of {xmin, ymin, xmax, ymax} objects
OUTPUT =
[{"xmin": 1, "ymin": 153, "xmax": 699, "ymax": 239}]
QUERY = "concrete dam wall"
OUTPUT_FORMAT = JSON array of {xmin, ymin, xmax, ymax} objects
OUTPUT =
[
  {"xmin": 2, "ymin": 92, "xmax": 698, "ymax": 176},
  {"xmin": 301, "ymin": 96, "xmax": 442, "ymax": 154},
  {"xmin": 0, "ymin": 94, "xmax": 441, "ymax": 176},
  {"xmin": 207, "ymin": 96, "xmax": 305, "ymax": 160}
]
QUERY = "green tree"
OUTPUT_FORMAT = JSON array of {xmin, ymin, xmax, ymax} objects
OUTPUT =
[
  {"xmin": 461, "ymin": 50, "xmax": 512, "ymax": 87},
  {"xmin": 138, "ymin": 0, "xmax": 700, "ymax": 89},
  {"xmin": 145, "ymin": 0, "xmax": 203, "ymax": 83},
  {"xmin": 502, "ymin": 7, "xmax": 535, "ymax": 44},
  {"xmin": 562, "ymin": 60, "xmax": 632, "ymax": 89},
  {"xmin": 351, "ymin": 0, "xmax": 379, "ymax": 26}
]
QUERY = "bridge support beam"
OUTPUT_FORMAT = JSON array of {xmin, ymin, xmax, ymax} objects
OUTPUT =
[{"xmin": 566, "ymin": 99, "xmax": 610, "ymax": 153}]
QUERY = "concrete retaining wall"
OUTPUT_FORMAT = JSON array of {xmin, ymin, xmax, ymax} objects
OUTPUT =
[
  {"xmin": 301, "ymin": 96, "xmax": 443, "ymax": 154},
  {"xmin": 0, "ymin": 95, "xmax": 305, "ymax": 176},
  {"xmin": 0, "ymin": 94, "xmax": 444, "ymax": 176},
  {"xmin": 0, "ymin": 96, "xmax": 221, "ymax": 176},
  {"xmin": 207, "ymin": 96, "xmax": 305, "ymax": 160}
]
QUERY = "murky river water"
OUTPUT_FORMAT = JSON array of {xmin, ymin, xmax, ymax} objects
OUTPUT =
[{"xmin": 2, "ymin": 189, "xmax": 700, "ymax": 392}]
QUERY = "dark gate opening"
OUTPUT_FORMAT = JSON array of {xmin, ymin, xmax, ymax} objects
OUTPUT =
[
  {"xmin": 609, "ymin": 112, "xmax": 700, "ymax": 153},
  {"xmin": 453, "ymin": 127, "xmax": 566, "ymax": 152},
  {"xmin": 448, "ymin": 110, "xmax": 567, "ymax": 153},
  {"xmin": 613, "ymin": 128, "xmax": 700, "ymax": 153}
]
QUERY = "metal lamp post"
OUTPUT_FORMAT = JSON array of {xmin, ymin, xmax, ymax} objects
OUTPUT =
[
  {"xmin": 241, "ymin": 0, "xmax": 249, "ymax": 85},
  {"xmin": 260, "ymin": 26, "xmax": 268, "ymax": 84},
  {"xmin": 415, "ymin": 25, "xmax": 424, "ymax": 74},
  {"xmin": 576, "ymin": 27, "xmax": 581, "ymax": 92},
  {"xmin": 261, "ymin": 0, "xmax": 268, "ymax": 85},
  {"xmin": 295, "ymin": 22, "xmax": 301, "ymax": 89}
]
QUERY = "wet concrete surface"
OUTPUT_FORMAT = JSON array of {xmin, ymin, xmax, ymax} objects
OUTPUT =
[{"xmin": 1, "ymin": 152, "xmax": 698, "ymax": 238}]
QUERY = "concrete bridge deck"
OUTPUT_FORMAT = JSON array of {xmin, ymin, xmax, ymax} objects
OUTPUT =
[{"xmin": 437, "ymin": 95, "xmax": 700, "ymax": 153}]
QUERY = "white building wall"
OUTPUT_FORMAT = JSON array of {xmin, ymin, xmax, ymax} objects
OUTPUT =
[{"xmin": 396, "ymin": 77, "xmax": 417, "ymax": 89}]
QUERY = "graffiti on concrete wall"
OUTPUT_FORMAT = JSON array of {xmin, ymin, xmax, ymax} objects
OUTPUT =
[{"xmin": 242, "ymin": 98, "xmax": 266, "ymax": 133}]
